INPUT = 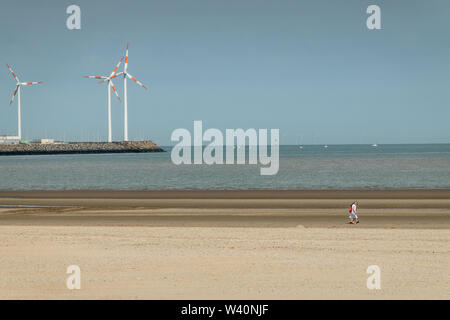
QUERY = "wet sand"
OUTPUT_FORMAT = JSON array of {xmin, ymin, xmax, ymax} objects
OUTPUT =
[
  {"xmin": 0, "ymin": 190, "xmax": 449, "ymax": 299},
  {"xmin": 1, "ymin": 189, "xmax": 450, "ymax": 229}
]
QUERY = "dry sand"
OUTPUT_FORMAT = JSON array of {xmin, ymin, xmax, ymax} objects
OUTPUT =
[{"xmin": 0, "ymin": 190, "xmax": 449, "ymax": 299}]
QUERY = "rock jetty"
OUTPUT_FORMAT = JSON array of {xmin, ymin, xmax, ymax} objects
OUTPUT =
[{"xmin": 0, "ymin": 141, "xmax": 165, "ymax": 156}]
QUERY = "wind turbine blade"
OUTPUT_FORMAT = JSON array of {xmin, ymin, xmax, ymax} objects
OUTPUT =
[
  {"xmin": 110, "ymin": 80, "xmax": 121, "ymax": 102},
  {"xmin": 84, "ymin": 76, "xmax": 106, "ymax": 79},
  {"xmin": 109, "ymin": 72, "xmax": 123, "ymax": 80},
  {"xmin": 126, "ymin": 73, "xmax": 148, "ymax": 90},
  {"xmin": 9, "ymin": 85, "xmax": 19, "ymax": 105},
  {"xmin": 21, "ymin": 81, "xmax": 43, "ymax": 86},
  {"xmin": 99, "ymin": 72, "xmax": 123, "ymax": 84},
  {"xmin": 110, "ymin": 57, "xmax": 124, "ymax": 77},
  {"xmin": 6, "ymin": 64, "xmax": 19, "ymax": 82},
  {"xmin": 124, "ymin": 43, "xmax": 129, "ymax": 73}
]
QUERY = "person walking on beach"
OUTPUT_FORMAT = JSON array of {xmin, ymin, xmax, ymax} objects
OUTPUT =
[{"xmin": 348, "ymin": 201, "xmax": 359, "ymax": 224}]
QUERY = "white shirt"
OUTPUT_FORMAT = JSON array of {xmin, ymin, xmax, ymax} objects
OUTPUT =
[{"xmin": 352, "ymin": 204, "xmax": 357, "ymax": 213}]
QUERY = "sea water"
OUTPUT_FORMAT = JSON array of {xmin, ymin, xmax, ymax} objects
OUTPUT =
[{"xmin": 0, "ymin": 144, "xmax": 449, "ymax": 190}]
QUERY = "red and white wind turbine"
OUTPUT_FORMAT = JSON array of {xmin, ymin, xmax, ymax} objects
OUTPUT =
[
  {"xmin": 84, "ymin": 58, "xmax": 123, "ymax": 143},
  {"xmin": 121, "ymin": 43, "xmax": 148, "ymax": 141},
  {"xmin": 6, "ymin": 64, "xmax": 43, "ymax": 141}
]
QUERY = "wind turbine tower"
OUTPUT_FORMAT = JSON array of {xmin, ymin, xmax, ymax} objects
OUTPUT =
[
  {"xmin": 122, "ymin": 43, "xmax": 148, "ymax": 141},
  {"xmin": 6, "ymin": 64, "xmax": 43, "ymax": 141},
  {"xmin": 84, "ymin": 58, "xmax": 123, "ymax": 142}
]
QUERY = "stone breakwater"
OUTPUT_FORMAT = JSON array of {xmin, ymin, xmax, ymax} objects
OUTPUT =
[{"xmin": 0, "ymin": 141, "xmax": 165, "ymax": 156}]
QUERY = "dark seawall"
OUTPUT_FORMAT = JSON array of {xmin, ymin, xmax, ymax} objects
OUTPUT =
[{"xmin": 0, "ymin": 141, "xmax": 165, "ymax": 156}]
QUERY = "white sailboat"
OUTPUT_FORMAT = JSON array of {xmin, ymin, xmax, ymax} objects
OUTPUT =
[{"xmin": 296, "ymin": 135, "xmax": 304, "ymax": 150}]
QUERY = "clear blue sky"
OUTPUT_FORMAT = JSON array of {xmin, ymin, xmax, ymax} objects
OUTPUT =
[{"xmin": 0, "ymin": 0, "xmax": 449, "ymax": 145}]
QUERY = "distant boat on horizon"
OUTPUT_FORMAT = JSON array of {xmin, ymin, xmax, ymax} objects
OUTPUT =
[
  {"xmin": 371, "ymin": 144, "xmax": 378, "ymax": 147},
  {"xmin": 324, "ymin": 145, "xmax": 328, "ymax": 149}
]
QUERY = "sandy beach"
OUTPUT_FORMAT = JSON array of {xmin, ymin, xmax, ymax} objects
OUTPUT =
[{"xmin": 0, "ymin": 190, "xmax": 449, "ymax": 299}]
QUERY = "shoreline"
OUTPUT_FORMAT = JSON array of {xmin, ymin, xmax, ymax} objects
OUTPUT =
[
  {"xmin": 1, "ymin": 188, "xmax": 450, "ymax": 199},
  {"xmin": 0, "ymin": 188, "xmax": 450, "ymax": 199},
  {"xmin": 1, "ymin": 189, "xmax": 449, "ymax": 229}
]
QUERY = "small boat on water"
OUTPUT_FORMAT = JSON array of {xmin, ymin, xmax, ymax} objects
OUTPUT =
[
  {"xmin": 371, "ymin": 144, "xmax": 378, "ymax": 147},
  {"xmin": 324, "ymin": 145, "xmax": 328, "ymax": 149}
]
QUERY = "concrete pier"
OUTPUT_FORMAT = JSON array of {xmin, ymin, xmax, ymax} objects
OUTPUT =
[{"xmin": 0, "ymin": 141, "xmax": 164, "ymax": 156}]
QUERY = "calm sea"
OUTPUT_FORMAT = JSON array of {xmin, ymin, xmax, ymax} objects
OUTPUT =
[{"xmin": 0, "ymin": 144, "xmax": 450, "ymax": 190}]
